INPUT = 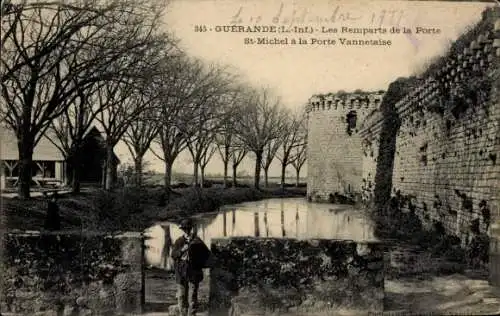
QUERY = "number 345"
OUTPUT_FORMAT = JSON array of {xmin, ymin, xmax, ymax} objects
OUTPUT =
[{"xmin": 194, "ymin": 25, "xmax": 208, "ymax": 32}]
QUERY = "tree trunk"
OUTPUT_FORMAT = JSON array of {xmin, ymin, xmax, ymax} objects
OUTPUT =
[
  {"xmin": 254, "ymin": 150, "xmax": 263, "ymax": 190},
  {"xmin": 200, "ymin": 166, "xmax": 205, "ymax": 189},
  {"xmin": 70, "ymin": 149, "xmax": 83, "ymax": 194},
  {"xmin": 192, "ymin": 161, "xmax": 199, "ymax": 187},
  {"xmin": 17, "ymin": 139, "xmax": 35, "ymax": 199},
  {"xmin": 71, "ymin": 155, "xmax": 81, "ymax": 194},
  {"xmin": 223, "ymin": 212, "xmax": 227, "ymax": 237},
  {"xmin": 64, "ymin": 156, "xmax": 73, "ymax": 187},
  {"xmin": 69, "ymin": 136, "xmax": 86, "ymax": 194},
  {"xmin": 163, "ymin": 159, "xmax": 174, "ymax": 201},
  {"xmin": 263, "ymin": 212, "xmax": 269, "ymax": 237},
  {"xmin": 223, "ymin": 159, "xmax": 229, "ymax": 188},
  {"xmin": 101, "ymin": 161, "xmax": 107, "ymax": 189},
  {"xmin": 295, "ymin": 168, "xmax": 300, "ymax": 187},
  {"xmin": 263, "ymin": 167, "xmax": 269, "ymax": 188},
  {"xmin": 232, "ymin": 163, "xmax": 238, "ymax": 188},
  {"xmin": 105, "ymin": 144, "xmax": 115, "ymax": 191},
  {"xmin": 281, "ymin": 209, "xmax": 286, "ymax": 237},
  {"xmin": 280, "ymin": 162, "xmax": 287, "ymax": 190},
  {"xmin": 164, "ymin": 161, "xmax": 173, "ymax": 189},
  {"xmin": 134, "ymin": 155, "xmax": 143, "ymax": 187},
  {"xmin": 17, "ymin": 79, "xmax": 36, "ymax": 200}
]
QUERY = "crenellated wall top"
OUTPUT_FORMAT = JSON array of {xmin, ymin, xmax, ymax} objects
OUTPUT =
[
  {"xmin": 359, "ymin": 9, "xmax": 500, "ymax": 135},
  {"xmin": 393, "ymin": 13, "xmax": 500, "ymax": 118},
  {"xmin": 306, "ymin": 91, "xmax": 385, "ymax": 113}
]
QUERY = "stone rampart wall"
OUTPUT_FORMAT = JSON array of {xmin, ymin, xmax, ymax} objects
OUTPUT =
[{"xmin": 360, "ymin": 10, "xmax": 500, "ymax": 244}]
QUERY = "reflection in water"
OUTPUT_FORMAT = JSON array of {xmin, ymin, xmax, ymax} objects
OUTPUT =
[
  {"xmin": 281, "ymin": 209, "xmax": 286, "ymax": 237},
  {"xmin": 295, "ymin": 205, "xmax": 300, "ymax": 238},
  {"xmin": 263, "ymin": 212, "xmax": 269, "ymax": 237},
  {"xmin": 254, "ymin": 212, "xmax": 260, "ymax": 237},
  {"xmin": 223, "ymin": 212, "xmax": 227, "ymax": 237},
  {"xmin": 194, "ymin": 197, "xmax": 376, "ymax": 250},
  {"xmin": 232, "ymin": 210, "xmax": 236, "ymax": 235},
  {"xmin": 145, "ymin": 198, "xmax": 376, "ymax": 268}
]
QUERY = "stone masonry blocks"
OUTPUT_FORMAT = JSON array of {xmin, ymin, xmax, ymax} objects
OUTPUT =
[{"xmin": 307, "ymin": 91, "xmax": 385, "ymax": 202}]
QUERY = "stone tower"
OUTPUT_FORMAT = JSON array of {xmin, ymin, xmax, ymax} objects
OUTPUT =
[{"xmin": 306, "ymin": 91, "xmax": 385, "ymax": 202}]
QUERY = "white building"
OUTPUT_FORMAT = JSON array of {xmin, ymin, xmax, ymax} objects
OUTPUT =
[{"xmin": 0, "ymin": 126, "xmax": 65, "ymax": 190}]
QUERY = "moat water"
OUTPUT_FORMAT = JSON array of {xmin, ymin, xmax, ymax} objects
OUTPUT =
[{"xmin": 144, "ymin": 197, "xmax": 376, "ymax": 267}]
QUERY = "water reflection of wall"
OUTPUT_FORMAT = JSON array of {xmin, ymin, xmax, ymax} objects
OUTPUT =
[{"xmin": 305, "ymin": 205, "xmax": 375, "ymax": 241}]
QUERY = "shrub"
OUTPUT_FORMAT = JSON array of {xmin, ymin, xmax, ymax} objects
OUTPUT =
[
  {"xmin": 173, "ymin": 183, "xmax": 189, "ymax": 189},
  {"xmin": 165, "ymin": 187, "xmax": 266, "ymax": 218},
  {"xmin": 89, "ymin": 189, "xmax": 150, "ymax": 231}
]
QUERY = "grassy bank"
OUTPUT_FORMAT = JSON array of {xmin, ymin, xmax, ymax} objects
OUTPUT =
[{"xmin": 2, "ymin": 186, "xmax": 306, "ymax": 232}]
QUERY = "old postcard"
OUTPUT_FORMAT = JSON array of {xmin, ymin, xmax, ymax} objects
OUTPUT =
[{"xmin": 1, "ymin": 0, "xmax": 499, "ymax": 315}]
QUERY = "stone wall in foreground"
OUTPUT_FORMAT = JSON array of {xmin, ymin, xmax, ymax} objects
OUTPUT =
[
  {"xmin": 0, "ymin": 231, "xmax": 144, "ymax": 315},
  {"xmin": 209, "ymin": 237, "xmax": 385, "ymax": 315}
]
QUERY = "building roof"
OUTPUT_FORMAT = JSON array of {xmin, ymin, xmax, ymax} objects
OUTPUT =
[
  {"xmin": 82, "ymin": 126, "xmax": 120, "ymax": 164},
  {"xmin": 0, "ymin": 126, "xmax": 64, "ymax": 161},
  {"xmin": 1, "ymin": 125, "xmax": 121, "ymax": 163}
]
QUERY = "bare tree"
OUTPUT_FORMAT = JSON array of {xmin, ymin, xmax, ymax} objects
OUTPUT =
[
  {"xmin": 214, "ymin": 88, "xmax": 246, "ymax": 188},
  {"xmin": 198, "ymin": 144, "xmax": 217, "ymax": 187},
  {"xmin": 152, "ymin": 122, "xmax": 187, "ymax": 195},
  {"xmin": 122, "ymin": 101, "xmax": 161, "ymax": 187},
  {"xmin": 231, "ymin": 144, "xmax": 247, "ymax": 188},
  {"xmin": 215, "ymin": 121, "xmax": 233, "ymax": 188},
  {"xmin": 276, "ymin": 109, "xmax": 307, "ymax": 189},
  {"xmin": 0, "ymin": 0, "xmax": 127, "ymax": 83},
  {"xmin": 291, "ymin": 119, "xmax": 307, "ymax": 187},
  {"xmin": 45, "ymin": 2, "xmax": 169, "ymax": 192},
  {"xmin": 260, "ymin": 138, "xmax": 282, "ymax": 188},
  {"xmin": 121, "ymin": 44, "xmax": 179, "ymax": 188},
  {"xmin": 182, "ymin": 64, "xmax": 235, "ymax": 187},
  {"xmin": 1, "ymin": 0, "xmax": 25, "ymax": 52},
  {"xmin": 235, "ymin": 88, "xmax": 287, "ymax": 189},
  {"xmin": 185, "ymin": 104, "xmax": 220, "ymax": 188},
  {"xmin": 150, "ymin": 55, "xmax": 214, "ymax": 194},
  {"xmin": 95, "ymin": 74, "xmax": 155, "ymax": 190},
  {"xmin": 95, "ymin": 36, "xmax": 168, "ymax": 191},
  {"xmin": 1, "ymin": 0, "xmax": 165, "ymax": 198}
]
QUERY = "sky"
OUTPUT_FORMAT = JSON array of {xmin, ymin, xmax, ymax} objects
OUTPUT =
[{"xmin": 112, "ymin": 0, "xmax": 494, "ymax": 179}]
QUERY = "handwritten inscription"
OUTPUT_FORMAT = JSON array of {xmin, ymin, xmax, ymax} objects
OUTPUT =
[{"xmin": 230, "ymin": 2, "xmax": 405, "ymax": 28}]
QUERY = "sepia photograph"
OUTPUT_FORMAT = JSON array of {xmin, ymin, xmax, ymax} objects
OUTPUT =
[{"xmin": 0, "ymin": 0, "xmax": 499, "ymax": 315}]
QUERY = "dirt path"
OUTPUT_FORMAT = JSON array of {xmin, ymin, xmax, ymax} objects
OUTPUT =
[
  {"xmin": 386, "ymin": 275, "xmax": 500, "ymax": 315},
  {"xmin": 144, "ymin": 269, "xmax": 210, "ymax": 315},
  {"xmin": 384, "ymin": 245, "xmax": 500, "ymax": 315},
  {"xmin": 144, "ymin": 248, "xmax": 500, "ymax": 316}
]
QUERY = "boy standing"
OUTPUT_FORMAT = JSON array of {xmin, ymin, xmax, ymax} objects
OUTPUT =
[{"xmin": 171, "ymin": 218, "xmax": 211, "ymax": 316}]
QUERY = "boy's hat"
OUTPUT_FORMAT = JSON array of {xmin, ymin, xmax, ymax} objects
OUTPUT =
[{"xmin": 179, "ymin": 218, "xmax": 194, "ymax": 230}]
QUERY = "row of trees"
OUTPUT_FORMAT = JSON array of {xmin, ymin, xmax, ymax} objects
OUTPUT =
[
  {"xmin": 0, "ymin": 0, "xmax": 307, "ymax": 200},
  {"xmin": 122, "ymin": 58, "xmax": 308, "ymax": 192}
]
